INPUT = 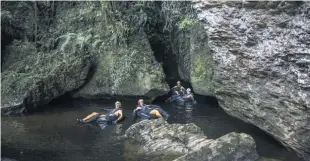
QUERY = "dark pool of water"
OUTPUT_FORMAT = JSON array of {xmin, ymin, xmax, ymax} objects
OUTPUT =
[{"xmin": 1, "ymin": 99, "xmax": 303, "ymax": 161}]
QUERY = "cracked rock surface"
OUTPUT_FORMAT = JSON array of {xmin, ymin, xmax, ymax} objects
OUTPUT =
[
  {"xmin": 125, "ymin": 119, "xmax": 259, "ymax": 161},
  {"xmin": 193, "ymin": 1, "xmax": 310, "ymax": 160}
]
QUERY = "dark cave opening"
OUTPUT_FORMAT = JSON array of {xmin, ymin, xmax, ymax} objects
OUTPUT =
[
  {"xmin": 147, "ymin": 29, "xmax": 196, "ymax": 101},
  {"xmin": 143, "ymin": 6, "xmax": 217, "ymax": 104},
  {"xmin": 147, "ymin": 27, "xmax": 181, "ymax": 88},
  {"xmin": 143, "ymin": 1, "xmax": 183, "ymax": 89}
]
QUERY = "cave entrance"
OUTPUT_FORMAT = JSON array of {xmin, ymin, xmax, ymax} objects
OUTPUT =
[
  {"xmin": 147, "ymin": 28, "xmax": 182, "ymax": 88},
  {"xmin": 145, "ymin": 24, "xmax": 194, "ymax": 101},
  {"xmin": 143, "ymin": 1, "xmax": 183, "ymax": 88},
  {"xmin": 143, "ymin": 1, "xmax": 194, "ymax": 101}
]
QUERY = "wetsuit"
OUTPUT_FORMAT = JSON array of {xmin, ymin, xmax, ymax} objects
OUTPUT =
[
  {"xmin": 133, "ymin": 105, "xmax": 169, "ymax": 120},
  {"xmin": 183, "ymin": 93, "xmax": 196, "ymax": 103},
  {"xmin": 82, "ymin": 108, "xmax": 123, "ymax": 124},
  {"xmin": 166, "ymin": 85, "xmax": 185, "ymax": 102},
  {"xmin": 171, "ymin": 85, "xmax": 185, "ymax": 96}
]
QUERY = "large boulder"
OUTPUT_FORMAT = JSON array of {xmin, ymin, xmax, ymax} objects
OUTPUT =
[
  {"xmin": 125, "ymin": 119, "xmax": 259, "ymax": 161},
  {"xmin": 1, "ymin": 34, "xmax": 92, "ymax": 115},
  {"xmin": 125, "ymin": 119, "xmax": 212, "ymax": 155},
  {"xmin": 193, "ymin": 1, "xmax": 310, "ymax": 160}
]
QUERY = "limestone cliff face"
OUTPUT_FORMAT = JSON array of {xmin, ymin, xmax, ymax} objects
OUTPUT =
[{"xmin": 193, "ymin": 1, "xmax": 310, "ymax": 160}]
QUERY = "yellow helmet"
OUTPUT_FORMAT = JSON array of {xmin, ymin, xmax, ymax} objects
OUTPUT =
[{"xmin": 115, "ymin": 101, "xmax": 121, "ymax": 106}]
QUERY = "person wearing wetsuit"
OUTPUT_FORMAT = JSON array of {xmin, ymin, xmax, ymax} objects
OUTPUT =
[
  {"xmin": 183, "ymin": 88, "xmax": 196, "ymax": 103},
  {"xmin": 166, "ymin": 81, "xmax": 186, "ymax": 102},
  {"xmin": 171, "ymin": 81, "xmax": 186, "ymax": 96},
  {"xmin": 77, "ymin": 101, "xmax": 124, "ymax": 124},
  {"xmin": 133, "ymin": 99, "xmax": 169, "ymax": 120}
]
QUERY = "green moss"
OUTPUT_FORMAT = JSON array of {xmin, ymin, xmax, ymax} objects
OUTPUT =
[{"xmin": 190, "ymin": 54, "xmax": 214, "ymax": 95}]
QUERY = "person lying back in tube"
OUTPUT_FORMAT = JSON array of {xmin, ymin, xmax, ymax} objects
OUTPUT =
[
  {"xmin": 77, "ymin": 101, "xmax": 124, "ymax": 124},
  {"xmin": 133, "ymin": 99, "xmax": 169, "ymax": 120}
]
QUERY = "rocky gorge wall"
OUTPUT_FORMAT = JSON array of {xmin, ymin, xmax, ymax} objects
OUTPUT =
[
  {"xmin": 1, "ymin": 1, "xmax": 169, "ymax": 114},
  {"xmin": 192, "ymin": 1, "xmax": 310, "ymax": 160}
]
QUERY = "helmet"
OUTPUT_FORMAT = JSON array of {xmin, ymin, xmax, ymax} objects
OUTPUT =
[
  {"xmin": 177, "ymin": 81, "xmax": 181, "ymax": 84},
  {"xmin": 186, "ymin": 88, "xmax": 191, "ymax": 92},
  {"xmin": 138, "ymin": 99, "xmax": 144, "ymax": 104},
  {"xmin": 115, "ymin": 101, "xmax": 121, "ymax": 106}
]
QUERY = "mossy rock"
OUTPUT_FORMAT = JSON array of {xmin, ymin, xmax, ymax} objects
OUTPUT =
[
  {"xmin": 190, "ymin": 54, "xmax": 215, "ymax": 96},
  {"xmin": 74, "ymin": 32, "xmax": 169, "ymax": 99},
  {"xmin": 1, "ymin": 35, "xmax": 92, "ymax": 115}
]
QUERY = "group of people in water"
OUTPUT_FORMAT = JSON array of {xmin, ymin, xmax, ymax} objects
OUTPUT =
[
  {"xmin": 166, "ymin": 81, "xmax": 196, "ymax": 103},
  {"xmin": 77, "ymin": 81, "xmax": 195, "ymax": 126}
]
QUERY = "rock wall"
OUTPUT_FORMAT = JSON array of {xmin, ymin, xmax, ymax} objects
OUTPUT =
[
  {"xmin": 64, "ymin": 2, "xmax": 169, "ymax": 99},
  {"xmin": 172, "ymin": 23, "xmax": 215, "ymax": 96},
  {"xmin": 1, "ymin": 2, "xmax": 169, "ymax": 114},
  {"xmin": 193, "ymin": 1, "xmax": 310, "ymax": 160},
  {"xmin": 1, "ymin": 34, "xmax": 91, "ymax": 115}
]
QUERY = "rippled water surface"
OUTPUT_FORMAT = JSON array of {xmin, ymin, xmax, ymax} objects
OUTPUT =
[{"xmin": 1, "ymin": 99, "xmax": 303, "ymax": 161}]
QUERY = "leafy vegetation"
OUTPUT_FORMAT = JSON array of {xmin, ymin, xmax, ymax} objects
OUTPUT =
[{"xmin": 178, "ymin": 18, "xmax": 199, "ymax": 30}]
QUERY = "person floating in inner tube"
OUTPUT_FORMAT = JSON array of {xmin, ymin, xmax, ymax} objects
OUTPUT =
[
  {"xmin": 133, "ymin": 99, "xmax": 169, "ymax": 120},
  {"xmin": 172, "ymin": 81, "xmax": 186, "ymax": 96},
  {"xmin": 166, "ymin": 81, "xmax": 186, "ymax": 102},
  {"xmin": 183, "ymin": 88, "xmax": 196, "ymax": 103},
  {"xmin": 77, "ymin": 101, "xmax": 124, "ymax": 125}
]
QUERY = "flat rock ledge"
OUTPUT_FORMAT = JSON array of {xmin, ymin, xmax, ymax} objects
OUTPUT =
[{"xmin": 125, "ymin": 119, "xmax": 259, "ymax": 161}]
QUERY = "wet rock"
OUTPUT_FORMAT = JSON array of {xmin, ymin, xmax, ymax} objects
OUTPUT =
[
  {"xmin": 193, "ymin": 1, "xmax": 310, "ymax": 160},
  {"xmin": 125, "ymin": 119, "xmax": 259, "ymax": 161},
  {"xmin": 125, "ymin": 119, "xmax": 212, "ymax": 155},
  {"xmin": 174, "ymin": 132, "xmax": 259, "ymax": 161}
]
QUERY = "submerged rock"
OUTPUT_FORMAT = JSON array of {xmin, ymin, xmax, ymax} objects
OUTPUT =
[
  {"xmin": 193, "ymin": 1, "xmax": 310, "ymax": 160},
  {"xmin": 125, "ymin": 119, "xmax": 259, "ymax": 161}
]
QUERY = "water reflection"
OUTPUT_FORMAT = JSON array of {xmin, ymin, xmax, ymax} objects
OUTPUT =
[{"xmin": 184, "ymin": 104, "xmax": 194, "ymax": 123}]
